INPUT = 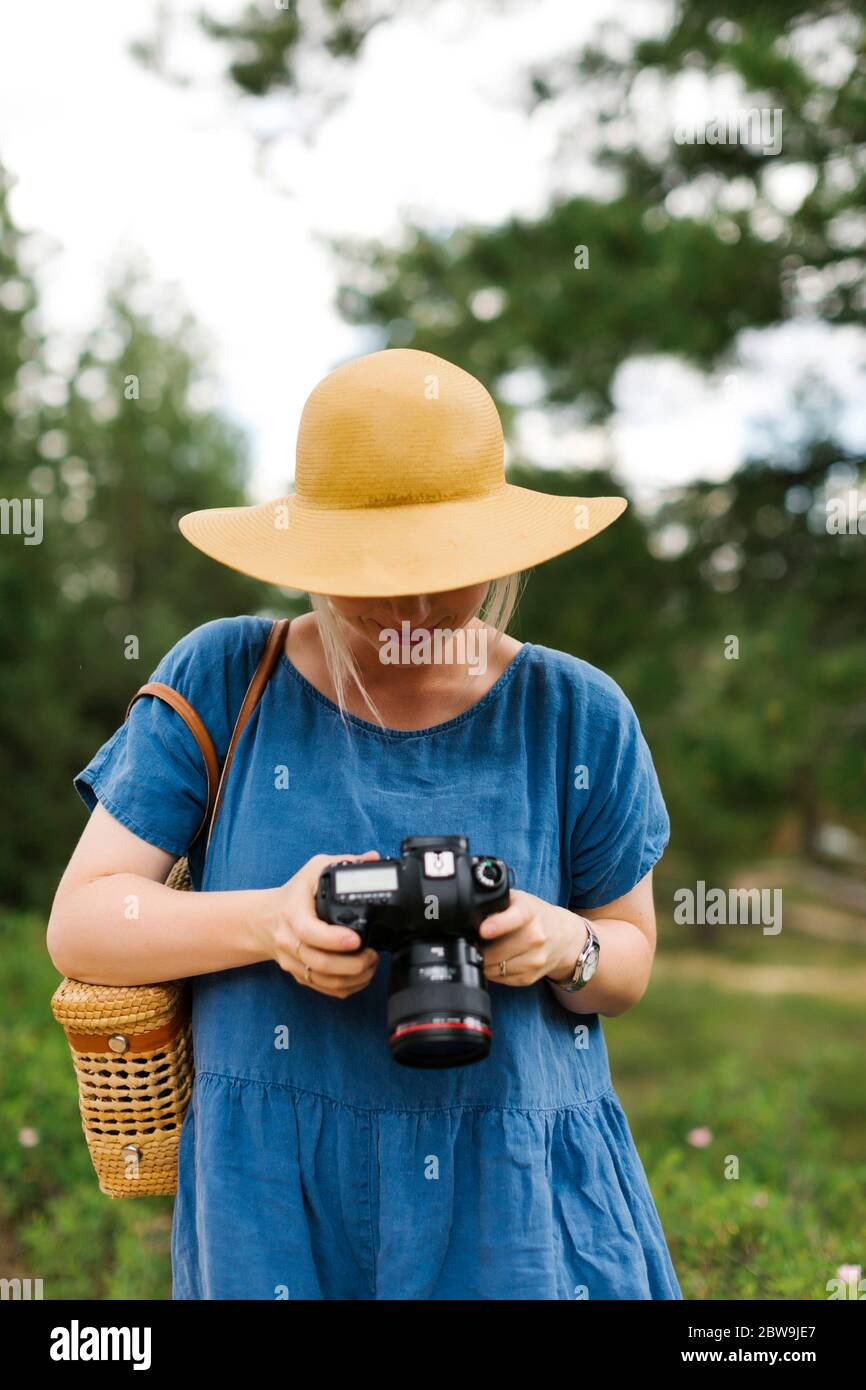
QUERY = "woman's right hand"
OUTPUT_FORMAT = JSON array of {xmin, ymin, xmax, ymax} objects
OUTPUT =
[{"xmin": 253, "ymin": 851, "xmax": 381, "ymax": 999}]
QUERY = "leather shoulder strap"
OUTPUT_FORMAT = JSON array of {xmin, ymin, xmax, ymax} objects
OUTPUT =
[
  {"xmin": 125, "ymin": 683, "xmax": 220, "ymax": 841},
  {"xmin": 206, "ymin": 617, "xmax": 291, "ymax": 854},
  {"xmin": 125, "ymin": 617, "xmax": 291, "ymax": 852}
]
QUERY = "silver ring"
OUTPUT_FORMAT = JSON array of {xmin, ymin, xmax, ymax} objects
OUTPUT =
[{"xmin": 295, "ymin": 936, "xmax": 313, "ymax": 985}]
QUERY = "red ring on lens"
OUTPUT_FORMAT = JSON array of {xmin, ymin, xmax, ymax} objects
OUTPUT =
[{"xmin": 389, "ymin": 1019, "xmax": 492, "ymax": 1040}]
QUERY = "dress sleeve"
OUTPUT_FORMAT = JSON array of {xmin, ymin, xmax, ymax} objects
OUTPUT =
[
  {"xmin": 73, "ymin": 618, "xmax": 260, "ymax": 858},
  {"xmin": 569, "ymin": 679, "xmax": 670, "ymax": 911}
]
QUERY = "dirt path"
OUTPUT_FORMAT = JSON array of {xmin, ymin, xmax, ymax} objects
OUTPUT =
[
  {"xmin": 728, "ymin": 860, "xmax": 866, "ymax": 945},
  {"xmin": 654, "ymin": 952, "xmax": 866, "ymax": 1003}
]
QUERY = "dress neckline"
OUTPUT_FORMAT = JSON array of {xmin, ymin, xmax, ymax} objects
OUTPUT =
[{"xmin": 277, "ymin": 640, "xmax": 533, "ymax": 739}]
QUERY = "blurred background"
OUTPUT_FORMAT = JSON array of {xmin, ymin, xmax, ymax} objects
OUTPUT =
[{"xmin": 1, "ymin": 0, "xmax": 864, "ymax": 1300}]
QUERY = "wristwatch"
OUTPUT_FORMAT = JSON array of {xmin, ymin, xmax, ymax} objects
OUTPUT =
[{"xmin": 551, "ymin": 915, "xmax": 600, "ymax": 993}]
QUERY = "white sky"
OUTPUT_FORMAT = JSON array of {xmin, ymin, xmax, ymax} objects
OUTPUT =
[{"xmin": 1, "ymin": 0, "xmax": 864, "ymax": 506}]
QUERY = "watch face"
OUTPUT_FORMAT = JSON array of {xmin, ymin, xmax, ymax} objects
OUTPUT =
[{"xmin": 582, "ymin": 945, "xmax": 600, "ymax": 983}]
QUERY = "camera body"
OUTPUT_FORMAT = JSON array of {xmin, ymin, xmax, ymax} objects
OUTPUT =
[
  {"xmin": 316, "ymin": 835, "xmax": 511, "ymax": 1068},
  {"xmin": 316, "ymin": 834, "xmax": 510, "ymax": 950}
]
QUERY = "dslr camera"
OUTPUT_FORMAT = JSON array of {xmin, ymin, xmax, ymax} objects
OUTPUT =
[{"xmin": 316, "ymin": 835, "xmax": 510, "ymax": 1068}]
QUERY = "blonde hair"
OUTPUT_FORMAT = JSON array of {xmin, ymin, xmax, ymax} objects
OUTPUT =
[{"xmin": 310, "ymin": 574, "xmax": 526, "ymax": 727}]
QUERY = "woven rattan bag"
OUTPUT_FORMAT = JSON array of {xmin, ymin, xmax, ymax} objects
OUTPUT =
[{"xmin": 51, "ymin": 618, "xmax": 290, "ymax": 1198}]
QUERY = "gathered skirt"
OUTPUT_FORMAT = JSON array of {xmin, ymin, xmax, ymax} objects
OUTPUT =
[{"xmin": 172, "ymin": 1070, "xmax": 682, "ymax": 1301}]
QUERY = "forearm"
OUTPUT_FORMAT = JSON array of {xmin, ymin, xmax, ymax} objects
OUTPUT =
[
  {"xmin": 546, "ymin": 910, "xmax": 655, "ymax": 1017},
  {"xmin": 47, "ymin": 874, "xmax": 277, "ymax": 986}
]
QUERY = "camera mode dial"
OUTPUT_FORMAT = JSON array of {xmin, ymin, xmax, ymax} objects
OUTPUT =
[{"xmin": 473, "ymin": 858, "xmax": 503, "ymax": 889}]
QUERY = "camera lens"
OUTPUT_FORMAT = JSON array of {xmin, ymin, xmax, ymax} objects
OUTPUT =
[{"xmin": 386, "ymin": 939, "xmax": 491, "ymax": 1068}]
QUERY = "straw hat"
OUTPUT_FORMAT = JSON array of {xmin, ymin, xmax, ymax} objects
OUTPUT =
[{"xmin": 179, "ymin": 348, "xmax": 626, "ymax": 597}]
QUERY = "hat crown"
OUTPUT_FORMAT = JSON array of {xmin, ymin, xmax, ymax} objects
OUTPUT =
[{"xmin": 295, "ymin": 349, "xmax": 504, "ymax": 508}]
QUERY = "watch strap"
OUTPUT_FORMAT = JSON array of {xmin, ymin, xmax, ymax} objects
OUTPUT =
[{"xmin": 553, "ymin": 914, "xmax": 598, "ymax": 993}]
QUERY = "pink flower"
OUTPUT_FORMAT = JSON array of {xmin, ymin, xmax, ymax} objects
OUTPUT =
[
  {"xmin": 838, "ymin": 1265, "xmax": 862, "ymax": 1285},
  {"xmin": 18, "ymin": 1127, "xmax": 39, "ymax": 1148},
  {"xmin": 687, "ymin": 1126, "xmax": 713, "ymax": 1148},
  {"xmin": 750, "ymin": 1192, "xmax": 769, "ymax": 1209}
]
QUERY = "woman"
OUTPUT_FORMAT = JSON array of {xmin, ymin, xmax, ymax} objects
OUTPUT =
[{"xmin": 48, "ymin": 347, "xmax": 682, "ymax": 1301}]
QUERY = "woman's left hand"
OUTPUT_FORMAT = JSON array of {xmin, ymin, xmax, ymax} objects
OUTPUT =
[{"xmin": 478, "ymin": 890, "xmax": 587, "ymax": 987}]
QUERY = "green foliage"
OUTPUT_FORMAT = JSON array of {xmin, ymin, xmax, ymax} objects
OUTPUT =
[
  {"xmin": 0, "ymin": 171, "xmax": 292, "ymax": 910},
  {"xmin": 502, "ymin": 440, "xmax": 866, "ymax": 877},
  {"xmin": 189, "ymin": 0, "xmax": 425, "ymax": 113},
  {"xmin": 321, "ymin": 2, "xmax": 865, "ymax": 410},
  {"xmin": 333, "ymin": 196, "xmax": 786, "ymax": 421},
  {"xmin": 649, "ymin": 437, "xmax": 866, "ymax": 870}
]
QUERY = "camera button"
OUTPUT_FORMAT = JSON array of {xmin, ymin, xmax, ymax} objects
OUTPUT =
[{"xmin": 424, "ymin": 850, "xmax": 456, "ymax": 878}]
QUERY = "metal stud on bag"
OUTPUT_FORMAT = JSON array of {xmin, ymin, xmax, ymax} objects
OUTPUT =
[{"xmin": 50, "ymin": 970, "xmax": 193, "ymax": 1198}]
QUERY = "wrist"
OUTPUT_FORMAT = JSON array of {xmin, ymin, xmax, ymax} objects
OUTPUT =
[
  {"xmin": 546, "ymin": 910, "xmax": 590, "ymax": 983},
  {"xmin": 244, "ymin": 886, "xmax": 282, "ymax": 961}
]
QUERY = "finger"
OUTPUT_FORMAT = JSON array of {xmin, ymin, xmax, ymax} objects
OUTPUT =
[
  {"xmin": 275, "ymin": 925, "xmax": 363, "ymax": 974},
  {"xmin": 299, "ymin": 850, "xmax": 380, "ymax": 893},
  {"xmin": 303, "ymin": 965, "xmax": 379, "ymax": 998},
  {"xmin": 481, "ymin": 923, "xmax": 539, "ymax": 968},
  {"xmin": 323, "ymin": 849, "xmax": 380, "ymax": 868},
  {"xmin": 479, "ymin": 899, "xmax": 533, "ymax": 940},
  {"xmin": 310, "ymin": 849, "xmax": 381, "ymax": 873},
  {"xmin": 337, "ymin": 964, "xmax": 380, "ymax": 993},
  {"xmin": 278, "ymin": 948, "xmax": 378, "ymax": 988},
  {"xmin": 297, "ymin": 938, "xmax": 380, "ymax": 978},
  {"xmin": 293, "ymin": 915, "xmax": 367, "ymax": 953},
  {"xmin": 483, "ymin": 947, "xmax": 545, "ymax": 985},
  {"xmin": 296, "ymin": 851, "xmax": 382, "ymax": 950}
]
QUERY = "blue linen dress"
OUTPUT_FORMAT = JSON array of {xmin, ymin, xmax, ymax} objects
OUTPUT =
[{"xmin": 74, "ymin": 615, "xmax": 682, "ymax": 1301}]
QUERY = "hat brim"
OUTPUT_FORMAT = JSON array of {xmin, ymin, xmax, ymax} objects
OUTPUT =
[{"xmin": 178, "ymin": 486, "xmax": 627, "ymax": 597}]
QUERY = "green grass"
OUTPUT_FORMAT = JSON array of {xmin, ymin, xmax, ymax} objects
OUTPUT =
[
  {"xmin": 606, "ymin": 970, "xmax": 866, "ymax": 1299},
  {"xmin": 3, "ymin": 906, "xmax": 864, "ymax": 1300}
]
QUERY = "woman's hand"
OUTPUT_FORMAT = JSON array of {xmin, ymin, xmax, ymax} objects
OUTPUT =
[
  {"xmin": 478, "ymin": 889, "xmax": 587, "ymax": 987},
  {"xmin": 253, "ymin": 852, "xmax": 382, "ymax": 999}
]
